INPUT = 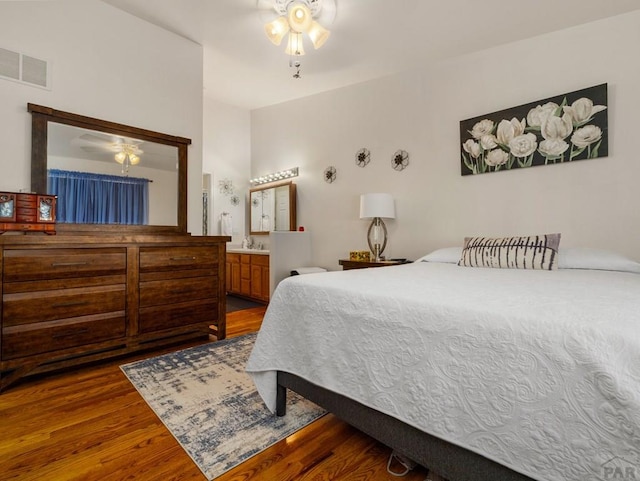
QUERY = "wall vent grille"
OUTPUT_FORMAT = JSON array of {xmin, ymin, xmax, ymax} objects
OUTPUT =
[{"xmin": 0, "ymin": 47, "xmax": 50, "ymax": 89}]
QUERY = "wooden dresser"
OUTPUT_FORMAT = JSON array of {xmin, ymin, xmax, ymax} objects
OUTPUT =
[{"xmin": 0, "ymin": 234, "xmax": 228, "ymax": 391}]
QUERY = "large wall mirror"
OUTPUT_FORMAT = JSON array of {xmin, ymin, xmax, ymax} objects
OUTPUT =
[
  {"xmin": 29, "ymin": 103, "xmax": 190, "ymax": 234},
  {"xmin": 249, "ymin": 181, "xmax": 296, "ymax": 235}
]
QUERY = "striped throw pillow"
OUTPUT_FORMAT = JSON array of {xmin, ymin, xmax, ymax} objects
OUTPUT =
[{"xmin": 459, "ymin": 233, "xmax": 561, "ymax": 270}]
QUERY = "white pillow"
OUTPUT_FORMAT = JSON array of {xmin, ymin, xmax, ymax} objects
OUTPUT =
[
  {"xmin": 416, "ymin": 247, "xmax": 462, "ymax": 264},
  {"xmin": 558, "ymin": 247, "xmax": 640, "ymax": 273}
]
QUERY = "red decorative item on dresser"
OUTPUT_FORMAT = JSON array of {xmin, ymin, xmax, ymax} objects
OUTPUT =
[{"xmin": 0, "ymin": 191, "xmax": 57, "ymax": 234}]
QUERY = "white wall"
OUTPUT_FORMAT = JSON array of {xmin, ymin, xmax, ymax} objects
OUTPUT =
[
  {"xmin": 203, "ymin": 96, "xmax": 251, "ymax": 244},
  {"xmin": 251, "ymin": 11, "xmax": 640, "ymax": 269},
  {"xmin": 0, "ymin": 0, "xmax": 204, "ymax": 233}
]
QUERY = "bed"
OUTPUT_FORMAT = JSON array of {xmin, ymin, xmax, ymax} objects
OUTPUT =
[{"xmin": 246, "ymin": 243, "xmax": 640, "ymax": 481}]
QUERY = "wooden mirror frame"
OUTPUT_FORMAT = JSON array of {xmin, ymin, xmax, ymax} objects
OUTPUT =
[
  {"xmin": 249, "ymin": 181, "xmax": 297, "ymax": 235},
  {"xmin": 28, "ymin": 103, "xmax": 190, "ymax": 235}
]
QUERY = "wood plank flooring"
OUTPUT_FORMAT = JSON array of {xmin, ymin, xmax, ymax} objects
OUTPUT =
[{"xmin": 0, "ymin": 307, "xmax": 429, "ymax": 480}]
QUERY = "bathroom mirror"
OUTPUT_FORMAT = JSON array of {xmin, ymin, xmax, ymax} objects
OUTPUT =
[
  {"xmin": 29, "ymin": 103, "xmax": 190, "ymax": 234},
  {"xmin": 249, "ymin": 181, "xmax": 296, "ymax": 235}
]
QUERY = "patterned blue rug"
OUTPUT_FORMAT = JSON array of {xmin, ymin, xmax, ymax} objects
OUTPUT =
[{"xmin": 121, "ymin": 333, "xmax": 326, "ymax": 480}]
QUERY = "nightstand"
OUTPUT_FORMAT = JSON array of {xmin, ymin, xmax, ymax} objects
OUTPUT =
[{"xmin": 338, "ymin": 259, "xmax": 407, "ymax": 270}]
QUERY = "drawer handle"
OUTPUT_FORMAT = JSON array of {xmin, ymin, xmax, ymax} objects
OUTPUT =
[
  {"xmin": 174, "ymin": 289, "xmax": 191, "ymax": 295},
  {"xmin": 51, "ymin": 261, "xmax": 89, "ymax": 267},
  {"xmin": 53, "ymin": 301, "xmax": 89, "ymax": 309},
  {"xmin": 170, "ymin": 256, "xmax": 197, "ymax": 261},
  {"xmin": 52, "ymin": 328, "xmax": 88, "ymax": 339}
]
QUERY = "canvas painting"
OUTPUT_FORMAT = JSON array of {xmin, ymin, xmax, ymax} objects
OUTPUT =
[{"xmin": 460, "ymin": 83, "xmax": 608, "ymax": 176}]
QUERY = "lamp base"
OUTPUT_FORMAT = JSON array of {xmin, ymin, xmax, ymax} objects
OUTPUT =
[
  {"xmin": 372, "ymin": 243, "xmax": 383, "ymax": 262},
  {"xmin": 367, "ymin": 217, "xmax": 388, "ymax": 262}
]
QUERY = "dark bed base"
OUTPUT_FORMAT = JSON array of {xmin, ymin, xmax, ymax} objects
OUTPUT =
[{"xmin": 276, "ymin": 371, "xmax": 536, "ymax": 481}]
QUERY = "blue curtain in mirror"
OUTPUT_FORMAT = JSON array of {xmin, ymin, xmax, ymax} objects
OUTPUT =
[{"xmin": 48, "ymin": 169, "xmax": 150, "ymax": 224}]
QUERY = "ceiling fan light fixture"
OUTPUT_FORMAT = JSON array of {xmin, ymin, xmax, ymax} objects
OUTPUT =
[
  {"xmin": 264, "ymin": 16, "xmax": 290, "ymax": 45},
  {"xmin": 285, "ymin": 32, "xmax": 305, "ymax": 56},
  {"xmin": 261, "ymin": 0, "xmax": 334, "ymax": 77},
  {"xmin": 115, "ymin": 144, "xmax": 141, "ymax": 167},
  {"xmin": 307, "ymin": 20, "xmax": 330, "ymax": 49},
  {"xmin": 287, "ymin": 2, "xmax": 312, "ymax": 33},
  {"xmin": 115, "ymin": 153, "xmax": 140, "ymax": 166}
]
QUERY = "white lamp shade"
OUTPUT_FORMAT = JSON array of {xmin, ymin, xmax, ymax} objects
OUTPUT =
[
  {"xmin": 285, "ymin": 32, "xmax": 305, "ymax": 56},
  {"xmin": 307, "ymin": 21, "xmax": 330, "ymax": 49},
  {"xmin": 360, "ymin": 193, "xmax": 395, "ymax": 219},
  {"xmin": 264, "ymin": 16, "xmax": 290, "ymax": 46},
  {"xmin": 287, "ymin": 2, "xmax": 312, "ymax": 33}
]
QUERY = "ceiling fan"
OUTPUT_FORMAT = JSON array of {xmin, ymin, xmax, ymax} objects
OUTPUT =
[
  {"xmin": 75, "ymin": 132, "xmax": 144, "ymax": 157},
  {"xmin": 72, "ymin": 132, "xmax": 144, "ymax": 173}
]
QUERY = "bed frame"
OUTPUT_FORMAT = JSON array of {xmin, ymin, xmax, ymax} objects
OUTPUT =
[{"xmin": 276, "ymin": 371, "xmax": 536, "ymax": 481}]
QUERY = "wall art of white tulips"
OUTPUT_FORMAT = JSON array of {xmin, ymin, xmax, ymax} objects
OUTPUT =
[{"xmin": 460, "ymin": 84, "xmax": 608, "ymax": 176}]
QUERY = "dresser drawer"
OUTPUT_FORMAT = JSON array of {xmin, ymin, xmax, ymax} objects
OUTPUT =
[
  {"xmin": 2, "ymin": 313, "xmax": 126, "ymax": 360},
  {"xmin": 3, "ymin": 248, "xmax": 126, "ymax": 282},
  {"xmin": 139, "ymin": 299, "xmax": 218, "ymax": 333},
  {"xmin": 139, "ymin": 276, "xmax": 217, "ymax": 308},
  {"xmin": 139, "ymin": 246, "xmax": 219, "ymax": 272},
  {"xmin": 3, "ymin": 285, "xmax": 126, "ymax": 326}
]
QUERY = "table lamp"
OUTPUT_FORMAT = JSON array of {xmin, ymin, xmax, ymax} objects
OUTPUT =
[{"xmin": 359, "ymin": 193, "xmax": 396, "ymax": 261}]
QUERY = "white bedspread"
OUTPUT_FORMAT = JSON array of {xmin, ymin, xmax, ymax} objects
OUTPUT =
[{"xmin": 246, "ymin": 262, "xmax": 640, "ymax": 481}]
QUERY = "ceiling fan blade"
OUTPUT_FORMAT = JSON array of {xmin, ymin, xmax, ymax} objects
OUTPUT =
[
  {"xmin": 77, "ymin": 132, "xmax": 123, "ymax": 145},
  {"xmin": 80, "ymin": 145, "xmax": 120, "ymax": 154}
]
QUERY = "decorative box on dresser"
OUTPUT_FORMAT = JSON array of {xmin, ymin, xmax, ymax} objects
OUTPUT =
[{"xmin": 0, "ymin": 233, "xmax": 229, "ymax": 392}]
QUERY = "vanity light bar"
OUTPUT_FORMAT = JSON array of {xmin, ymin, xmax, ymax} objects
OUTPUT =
[{"xmin": 250, "ymin": 167, "xmax": 299, "ymax": 185}]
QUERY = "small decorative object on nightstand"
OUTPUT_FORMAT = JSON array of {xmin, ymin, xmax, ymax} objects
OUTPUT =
[{"xmin": 349, "ymin": 250, "xmax": 370, "ymax": 262}]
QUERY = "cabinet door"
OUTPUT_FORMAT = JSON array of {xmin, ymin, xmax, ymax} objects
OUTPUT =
[
  {"xmin": 231, "ymin": 261, "xmax": 241, "ymax": 293},
  {"xmin": 251, "ymin": 264, "xmax": 263, "ymax": 299},
  {"xmin": 250, "ymin": 255, "xmax": 270, "ymax": 302},
  {"xmin": 261, "ymin": 265, "xmax": 270, "ymax": 301},
  {"xmin": 240, "ymin": 255, "xmax": 251, "ymax": 296},
  {"xmin": 226, "ymin": 254, "xmax": 241, "ymax": 294}
]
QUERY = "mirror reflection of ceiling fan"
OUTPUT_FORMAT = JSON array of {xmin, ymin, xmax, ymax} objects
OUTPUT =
[{"xmin": 74, "ymin": 132, "xmax": 144, "ymax": 173}]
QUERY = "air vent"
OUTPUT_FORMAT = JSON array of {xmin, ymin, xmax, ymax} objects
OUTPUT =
[{"xmin": 0, "ymin": 47, "xmax": 50, "ymax": 89}]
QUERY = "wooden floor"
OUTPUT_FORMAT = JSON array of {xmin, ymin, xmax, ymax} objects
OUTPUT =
[{"xmin": 0, "ymin": 307, "xmax": 430, "ymax": 481}]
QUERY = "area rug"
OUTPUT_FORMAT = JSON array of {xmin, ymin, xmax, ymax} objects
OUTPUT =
[{"xmin": 120, "ymin": 333, "xmax": 326, "ymax": 480}]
